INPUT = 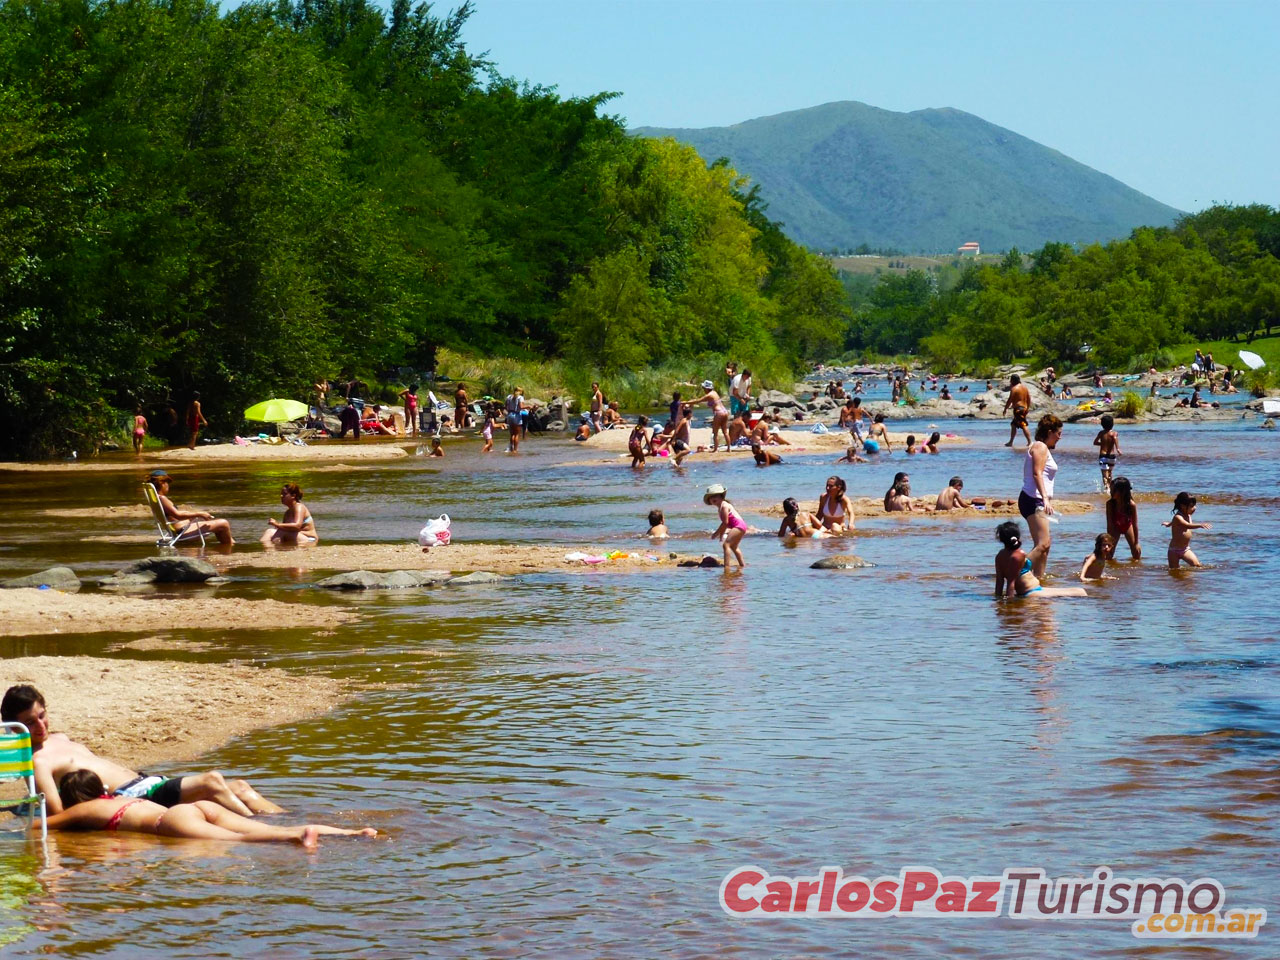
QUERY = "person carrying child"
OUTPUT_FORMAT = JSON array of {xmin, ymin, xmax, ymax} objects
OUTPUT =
[
  {"xmin": 1163, "ymin": 492, "xmax": 1210, "ymax": 568},
  {"xmin": 1093, "ymin": 414, "xmax": 1120, "ymax": 493},
  {"xmin": 704, "ymin": 483, "xmax": 747, "ymax": 569}
]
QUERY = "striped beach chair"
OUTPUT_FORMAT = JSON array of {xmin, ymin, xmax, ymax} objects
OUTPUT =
[{"xmin": 0, "ymin": 722, "xmax": 46, "ymax": 839}]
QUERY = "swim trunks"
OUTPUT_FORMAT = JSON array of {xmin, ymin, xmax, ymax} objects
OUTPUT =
[
  {"xmin": 1011, "ymin": 405, "xmax": 1028, "ymax": 428},
  {"xmin": 113, "ymin": 774, "xmax": 184, "ymax": 807},
  {"xmin": 1097, "ymin": 454, "xmax": 1116, "ymax": 469}
]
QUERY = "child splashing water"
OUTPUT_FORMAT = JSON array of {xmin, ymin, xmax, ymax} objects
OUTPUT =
[
  {"xmin": 704, "ymin": 484, "xmax": 746, "ymax": 569},
  {"xmin": 1163, "ymin": 492, "xmax": 1211, "ymax": 568}
]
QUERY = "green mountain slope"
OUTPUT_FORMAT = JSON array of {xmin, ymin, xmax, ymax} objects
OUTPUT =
[{"xmin": 632, "ymin": 101, "xmax": 1183, "ymax": 252}]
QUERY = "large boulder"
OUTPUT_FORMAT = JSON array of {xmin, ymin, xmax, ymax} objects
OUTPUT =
[
  {"xmin": 525, "ymin": 401, "xmax": 552, "ymax": 433},
  {"xmin": 315, "ymin": 570, "xmax": 452, "ymax": 590},
  {"xmin": 759, "ymin": 390, "xmax": 801, "ymax": 409},
  {"xmin": 100, "ymin": 556, "xmax": 220, "ymax": 585},
  {"xmin": 810, "ymin": 555, "xmax": 875, "ymax": 570},
  {"xmin": 1, "ymin": 566, "xmax": 81, "ymax": 592}
]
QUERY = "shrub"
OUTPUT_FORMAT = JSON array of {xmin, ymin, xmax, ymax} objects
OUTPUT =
[
  {"xmin": 1114, "ymin": 390, "xmax": 1144, "ymax": 418},
  {"xmin": 1247, "ymin": 368, "xmax": 1273, "ymax": 397}
]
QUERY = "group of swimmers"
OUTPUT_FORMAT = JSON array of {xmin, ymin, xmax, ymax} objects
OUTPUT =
[{"xmin": 149, "ymin": 469, "xmax": 317, "ymax": 548}]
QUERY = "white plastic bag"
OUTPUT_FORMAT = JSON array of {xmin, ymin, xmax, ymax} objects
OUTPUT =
[{"xmin": 418, "ymin": 514, "xmax": 452, "ymax": 547}]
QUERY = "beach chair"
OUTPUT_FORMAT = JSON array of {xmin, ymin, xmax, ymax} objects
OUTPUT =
[
  {"xmin": 142, "ymin": 482, "xmax": 206, "ymax": 548},
  {"xmin": 0, "ymin": 722, "xmax": 46, "ymax": 840}
]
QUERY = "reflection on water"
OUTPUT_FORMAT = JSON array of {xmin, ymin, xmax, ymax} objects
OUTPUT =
[{"xmin": 0, "ymin": 415, "xmax": 1278, "ymax": 956}]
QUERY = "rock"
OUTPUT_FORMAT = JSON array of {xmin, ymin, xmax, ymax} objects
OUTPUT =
[
  {"xmin": 119, "ymin": 556, "xmax": 220, "ymax": 583},
  {"xmin": 546, "ymin": 420, "xmax": 566, "ymax": 432},
  {"xmin": 446, "ymin": 571, "xmax": 508, "ymax": 586},
  {"xmin": 759, "ymin": 389, "xmax": 801, "ymax": 409},
  {"xmin": 98, "ymin": 573, "xmax": 158, "ymax": 589},
  {"xmin": 315, "ymin": 570, "xmax": 452, "ymax": 590},
  {"xmin": 810, "ymin": 555, "xmax": 875, "ymax": 570},
  {"xmin": 1, "ymin": 566, "xmax": 81, "ymax": 592},
  {"xmin": 546, "ymin": 397, "xmax": 573, "ymax": 427},
  {"xmin": 525, "ymin": 404, "xmax": 552, "ymax": 433},
  {"xmin": 805, "ymin": 396, "xmax": 839, "ymax": 413},
  {"xmin": 677, "ymin": 555, "xmax": 722, "ymax": 568}
]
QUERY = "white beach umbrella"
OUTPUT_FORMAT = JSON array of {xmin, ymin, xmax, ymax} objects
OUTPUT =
[{"xmin": 1238, "ymin": 350, "xmax": 1266, "ymax": 370}]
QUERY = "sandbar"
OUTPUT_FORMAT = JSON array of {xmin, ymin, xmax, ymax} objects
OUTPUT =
[
  {"xmin": 754, "ymin": 498, "xmax": 1095, "ymax": 518},
  {"xmin": 572, "ymin": 426, "xmax": 969, "ymax": 458},
  {"xmin": 217, "ymin": 542, "xmax": 682, "ymax": 575},
  {"xmin": 0, "ymin": 588, "xmax": 358, "ymax": 637},
  {"xmin": 1, "ymin": 442, "xmax": 410, "ymax": 472},
  {"xmin": 2, "ymin": 655, "xmax": 351, "ymax": 771}
]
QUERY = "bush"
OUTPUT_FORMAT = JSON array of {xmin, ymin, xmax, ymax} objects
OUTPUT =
[
  {"xmin": 1247, "ymin": 368, "xmax": 1273, "ymax": 397},
  {"xmin": 1128, "ymin": 349, "xmax": 1176, "ymax": 373},
  {"xmin": 1114, "ymin": 390, "xmax": 1145, "ymax": 418}
]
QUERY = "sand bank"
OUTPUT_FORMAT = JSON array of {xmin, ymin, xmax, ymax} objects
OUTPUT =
[
  {"xmin": 2, "ymin": 655, "xmax": 351, "ymax": 771},
  {"xmin": 0, "ymin": 588, "xmax": 357, "ymax": 637},
  {"xmin": 1, "ymin": 442, "xmax": 411, "ymax": 473},
  {"xmin": 217, "ymin": 542, "xmax": 681, "ymax": 575}
]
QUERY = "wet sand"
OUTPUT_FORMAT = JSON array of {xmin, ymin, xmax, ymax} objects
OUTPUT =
[
  {"xmin": 1, "ymin": 442, "xmax": 411, "ymax": 472},
  {"xmin": 2, "ymin": 655, "xmax": 352, "ymax": 771},
  {"xmin": 217, "ymin": 542, "xmax": 684, "ymax": 575},
  {"xmin": 0, "ymin": 588, "xmax": 358, "ymax": 637}
]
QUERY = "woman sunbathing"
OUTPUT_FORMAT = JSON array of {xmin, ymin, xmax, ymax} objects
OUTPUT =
[{"xmin": 46, "ymin": 770, "xmax": 375, "ymax": 849}]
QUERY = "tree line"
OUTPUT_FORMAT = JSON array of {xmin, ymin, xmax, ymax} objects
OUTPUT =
[
  {"xmin": 845, "ymin": 205, "xmax": 1280, "ymax": 371},
  {"xmin": 0, "ymin": 0, "xmax": 849, "ymax": 456}
]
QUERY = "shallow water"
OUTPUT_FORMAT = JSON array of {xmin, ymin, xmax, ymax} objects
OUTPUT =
[{"xmin": 1, "ymin": 409, "xmax": 1278, "ymax": 957}]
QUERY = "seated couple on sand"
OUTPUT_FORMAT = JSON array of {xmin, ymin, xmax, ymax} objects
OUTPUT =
[{"xmin": 3, "ymin": 685, "xmax": 370, "ymax": 846}]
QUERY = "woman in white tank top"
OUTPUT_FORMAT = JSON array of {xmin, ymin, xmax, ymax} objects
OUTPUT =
[{"xmin": 1018, "ymin": 414, "xmax": 1064, "ymax": 580}]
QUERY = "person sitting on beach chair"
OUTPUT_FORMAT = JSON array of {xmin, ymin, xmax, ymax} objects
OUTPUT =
[
  {"xmin": 2, "ymin": 685, "xmax": 282, "ymax": 817},
  {"xmin": 147, "ymin": 470, "xmax": 233, "ymax": 545}
]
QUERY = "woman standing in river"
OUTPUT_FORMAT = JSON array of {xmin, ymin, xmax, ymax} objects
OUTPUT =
[{"xmin": 1019, "ymin": 414, "xmax": 1064, "ymax": 579}]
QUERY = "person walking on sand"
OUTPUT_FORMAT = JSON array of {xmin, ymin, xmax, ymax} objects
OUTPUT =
[
  {"xmin": 148, "ymin": 470, "xmax": 233, "ymax": 545},
  {"xmin": 1003, "ymin": 375, "xmax": 1032, "ymax": 447},
  {"xmin": 47, "ymin": 770, "xmax": 373, "ymax": 847},
  {"xmin": 1019, "ymin": 415, "xmax": 1063, "ymax": 579},
  {"xmin": 704, "ymin": 483, "xmax": 746, "ymax": 569},
  {"xmin": 685, "ymin": 380, "xmax": 731, "ymax": 452},
  {"xmin": 2, "ymin": 685, "xmax": 279, "ymax": 816},
  {"xmin": 185, "ymin": 392, "xmax": 208, "ymax": 449},
  {"xmin": 132, "ymin": 406, "xmax": 148, "ymax": 454}
]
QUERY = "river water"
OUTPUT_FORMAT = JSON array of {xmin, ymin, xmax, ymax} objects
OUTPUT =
[{"xmin": 1, "ymin": 400, "xmax": 1277, "ymax": 957}]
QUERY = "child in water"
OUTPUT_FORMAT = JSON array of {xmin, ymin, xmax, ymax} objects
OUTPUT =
[
  {"xmin": 751, "ymin": 441, "xmax": 782, "ymax": 466},
  {"xmin": 1163, "ymin": 492, "xmax": 1210, "ymax": 568},
  {"xmin": 481, "ymin": 405, "xmax": 496, "ymax": 453},
  {"xmin": 777, "ymin": 497, "xmax": 828, "ymax": 538},
  {"xmin": 704, "ymin": 483, "xmax": 746, "ymax": 568},
  {"xmin": 905, "ymin": 435, "xmax": 918, "ymax": 455},
  {"xmin": 924, "ymin": 431, "xmax": 940, "ymax": 454},
  {"xmin": 1093, "ymin": 414, "xmax": 1120, "ymax": 493},
  {"xmin": 429, "ymin": 437, "xmax": 444, "ymax": 457},
  {"xmin": 629, "ymin": 416, "xmax": 650, "ymax": 468},
  {"xmin": 646, "ymin": 509, "xmax": 668, "ymax": 538},
  {"xmin": 1079, "ymin": 533, "xmax": 1114, "ymax": 580},
  {"xmin": 1105, "ymin": 476, "xmax": 1141, "ymax": 559}
]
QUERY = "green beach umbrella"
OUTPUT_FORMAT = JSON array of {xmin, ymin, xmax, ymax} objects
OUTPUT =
[{"xmin": 243, "ymin": 398, "xmax": 310, "ymax": 423}]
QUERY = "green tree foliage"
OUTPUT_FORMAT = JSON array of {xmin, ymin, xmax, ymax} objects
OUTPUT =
[{"xmin": 0, "ymin": 0, "xmax": 845, "ymax": 455}]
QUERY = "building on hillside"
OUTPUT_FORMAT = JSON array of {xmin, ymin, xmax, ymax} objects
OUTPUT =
[{"xmin": 958, "ymin": 241, "xmax": 980, "ymax": 256}]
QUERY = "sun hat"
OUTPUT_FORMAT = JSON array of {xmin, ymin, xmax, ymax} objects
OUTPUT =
[
  {"xmin": 703, "ymin": 483, "xmax": 727, "ymax": 504},
  {"xmin": 701, "ymin": 379, "xmax": 714, "ymax": 390},
  {"xmin": 148, "ymin": 469, "xmax": 170, "ymax": 480}
]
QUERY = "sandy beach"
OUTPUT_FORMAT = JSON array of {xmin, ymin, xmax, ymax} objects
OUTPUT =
[
  {"xmin": 0, "ymin": 441, "xmax": 411, "ymax": 472},
  {"xmin": 0, "ymin": 588, "xmax": 358, "ymax": 637},
  {"xmin": 2, "ymin": 655, "xmax": 352, "ymax": 771}
]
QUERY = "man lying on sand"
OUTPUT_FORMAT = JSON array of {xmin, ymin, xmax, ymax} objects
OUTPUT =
[{"xmin": 3, "ymin": 684, "xmax": 283, "ymax": 817}]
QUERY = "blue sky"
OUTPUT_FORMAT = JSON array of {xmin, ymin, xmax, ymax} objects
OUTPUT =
[{"xmin": 459, "ymin": 0, "xmax": 1278, "ymax": 213}]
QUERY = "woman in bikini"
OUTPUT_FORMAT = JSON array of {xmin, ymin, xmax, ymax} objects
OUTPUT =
[
  {"xmin": 994, "ymin": 521, "xmax": 1087, "ymax": 599},
  {"xmin": 262, "ymin": 483, "xmax": 317, "ymax": 544},
  {"xmin": 685, "ymin": 380, "xmax": 730, "ymax": 452},
  {"xmin": 1105, "ymin": 476, "xmax": 1141, "ymax": 559},
  {"xmin": 46, "ymin": 770, "xmax": 375, "ymax": 848},
  {"xmin": 704, "ymin": 483, "xmax": 747, "ymax": 568},
  {"xmin": 815, "ymin": 476, "xmax": 854, "ymax": 533},
  {"xmin": 777, "ymin": 497, "xmax": 829, "ymax": 538}
]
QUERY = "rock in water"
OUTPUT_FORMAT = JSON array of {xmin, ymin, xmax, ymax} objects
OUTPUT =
[
  {"xmin": 810, "ymin": 555, "xmax": 874, "ymax": 570},
  {"xmin": 315, "ymin": 570, "xmax": 453, "ymax": 590},
  {"xmin": 446, "ymin": 572, "xmax": 509, "ymax": 586},
  {"xmin": 1, "ymin": 566, "xmax": 81, "ymax": 592}
]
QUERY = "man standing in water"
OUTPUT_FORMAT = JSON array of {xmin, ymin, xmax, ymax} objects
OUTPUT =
[
  {"xmin": 2, "ymin": 685, "xmax": 283, "ymax": 817},
  {"xmin": 1003, "ymin": 374, "xmax": 1032, "ymax": 447}
]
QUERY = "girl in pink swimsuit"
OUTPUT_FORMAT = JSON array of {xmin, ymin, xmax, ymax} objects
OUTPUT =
[{"xmin": 704, "ymin": 483, "xmax": 747, "ymax": 568}]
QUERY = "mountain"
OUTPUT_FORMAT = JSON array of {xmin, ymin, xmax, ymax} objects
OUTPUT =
[{"xmin": 631, "ymin": 101, "xmax": 1182, "ymax": 253}]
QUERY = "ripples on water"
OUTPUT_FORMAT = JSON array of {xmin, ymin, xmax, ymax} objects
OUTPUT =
[{"xmin": 0, "ymin": 413, "xmax": 1277, "ymax": 956}]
